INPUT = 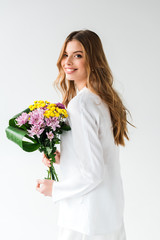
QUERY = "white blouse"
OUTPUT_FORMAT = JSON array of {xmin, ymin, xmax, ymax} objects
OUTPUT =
[{"xmin": 52, "ymin": 86, "xmax": 126, "ymax": 238}]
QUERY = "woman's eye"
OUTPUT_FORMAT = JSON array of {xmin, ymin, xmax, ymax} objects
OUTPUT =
[
  {"xmin": 63, "ymin": 54, "xmax": 82, "ymax": 58},
  {"xmin": 75, "ymin": 54, "xmax": 82, "ymax": 58}
]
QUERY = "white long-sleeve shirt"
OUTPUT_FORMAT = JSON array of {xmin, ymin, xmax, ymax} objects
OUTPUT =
[{"xmin": 52, "ymin": 86, "xmax": 126, "ymax": 237}]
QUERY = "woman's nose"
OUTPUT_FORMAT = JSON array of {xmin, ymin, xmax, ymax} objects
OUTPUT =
[{"xmin": 65, "ymin": 56, "xmax": 73, "ymax": 65}]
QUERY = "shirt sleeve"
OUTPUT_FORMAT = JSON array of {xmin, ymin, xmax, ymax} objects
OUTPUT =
[{"xmin": 52, "ymin": 94, "xmax": 105, "ymax": 203}]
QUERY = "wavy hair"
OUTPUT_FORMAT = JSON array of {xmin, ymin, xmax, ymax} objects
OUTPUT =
[{"xmin": 53, "ymin": 29, "xmax": 135, "ymax": 146}]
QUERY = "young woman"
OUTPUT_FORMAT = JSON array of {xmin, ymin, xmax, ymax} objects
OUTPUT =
[{"xmin": 36, "ymin": 29, "xmax": 134, "ymax": 240}]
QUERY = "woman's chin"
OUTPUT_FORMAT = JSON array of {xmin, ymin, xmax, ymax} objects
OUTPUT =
[{"xmin": 66, "ymin": 78, "xmax": 74, "ymax": 81}]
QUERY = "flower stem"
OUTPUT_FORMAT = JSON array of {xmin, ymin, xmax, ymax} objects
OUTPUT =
[{"xmin": 50, "ymin": 163, "xmax": 59, "ymax": 181}]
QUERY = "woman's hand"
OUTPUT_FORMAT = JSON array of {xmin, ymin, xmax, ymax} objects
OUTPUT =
[
  {"xmin": 36, "ymin": 179, "xmax": 54, "ymax": 196},
  {"xmin": 42, "ymin": 150, "xmax": 60, "ymax": 167}
]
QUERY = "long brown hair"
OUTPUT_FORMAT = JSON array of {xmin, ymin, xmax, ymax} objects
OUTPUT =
[{"xmin": 53, "ymin": 29, "xmax": 135, "ymax": 146}]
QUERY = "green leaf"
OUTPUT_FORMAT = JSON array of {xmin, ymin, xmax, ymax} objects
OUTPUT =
[
  {"xmin": 5, "ymin": 126, "xmax": 40, "ymax": 152},
  {"xmin": 56, "ymin": 129, "xmax": 62, "ymax": 134},
  {"xmin": 49, "ymin": 152, "xmax": 56, "ymax": 162},
  {"xmin": 61, "ymin": 122, "xmax": 71, "ymax": 131},
  {"xmin": 46, "ymin": 147, "xmax": 52, "ymax": 155}
]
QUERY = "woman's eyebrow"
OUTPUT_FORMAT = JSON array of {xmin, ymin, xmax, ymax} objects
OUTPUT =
[{"xmin": 64, "ymin": 51, "xmax": 83, "ymax": 53}]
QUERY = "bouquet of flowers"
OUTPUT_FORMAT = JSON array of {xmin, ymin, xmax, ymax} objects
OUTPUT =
[{"xmin": 5, "ymin": 100, "xmax": 71, "ymax": 181}]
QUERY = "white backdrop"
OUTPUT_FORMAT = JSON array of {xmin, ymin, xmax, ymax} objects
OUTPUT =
[{"xmin": 0, "ymin": 1, "xmax": 160, "ymax": 240}]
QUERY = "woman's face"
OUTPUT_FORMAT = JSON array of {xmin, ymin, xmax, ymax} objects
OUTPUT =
[{"xmin": 61, "ymin": 39, "xmax": 88, "ymax": 87}]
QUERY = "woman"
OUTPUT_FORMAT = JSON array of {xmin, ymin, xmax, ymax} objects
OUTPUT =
[{"xmin": 36, "ymin": 29, "xmax": 134, "ymax": 240}]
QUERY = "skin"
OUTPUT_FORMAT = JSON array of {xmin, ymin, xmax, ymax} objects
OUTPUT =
[
  {"xmin": 61, "ymin": 39, "xmax": 87, "ymax": 91},
  {"xmin": 36, "ymin": 150, "xmax": 60, "ymax": 196},
  {"xmin": 36, "ymin": 39, "xmax": 88, "ymax": 197}
]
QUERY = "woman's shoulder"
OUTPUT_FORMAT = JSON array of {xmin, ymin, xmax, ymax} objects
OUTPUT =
[
  {"xmin": 68, "ymin": 87, "xmax": 107, "ymax": 113},
  {"xmin": 81, "ymin": 89, "xmax": 111, "ymax": 119},
  {"xmin": 79, "ymin": 88, "xmax": 102, "ymax": 106},
  {"xmin": 68, "ymin": 87, "xmax": 111, "ymax": 124}
]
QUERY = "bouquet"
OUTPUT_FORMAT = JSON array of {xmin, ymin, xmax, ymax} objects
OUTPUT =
[{"xmin": 5, "ymin": 100, "xmax": 71, "ymax": 181}]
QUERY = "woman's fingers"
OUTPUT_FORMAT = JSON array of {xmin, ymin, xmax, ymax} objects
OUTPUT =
[
  {"xmin": 37, "ymin": 179, "xmax": 45, "ymax": 185},
  {"xmin": 42, "ymin": 154, "xmax": 51, "ymax": 167},
  {"xmin": 42, "ymin": 150, "xmax": 60, "ymax": 166},
  {"xmin": 36, "ymin": 179, "xmax": 44, "ymax": 190},
  {"xmin": 55, "ymin": 150, "xmax": 60, "ymax": 164},
  {"xmin": 56, "ymin": 150, "xmax": 60, "ymax": 155},
  {"xmin": 36, "ymin": 179, "xmax": 54, "ymax": 196}
]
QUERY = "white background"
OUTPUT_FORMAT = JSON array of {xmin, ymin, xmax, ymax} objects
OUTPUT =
[{"xmin": 0, "ymin": 0, "xmax": 160, "ymax": 239}]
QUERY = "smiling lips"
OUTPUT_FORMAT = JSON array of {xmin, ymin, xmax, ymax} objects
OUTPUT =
[{"xmin": 65, "ymin": 68, "xmax": 77, "ymax": 74}]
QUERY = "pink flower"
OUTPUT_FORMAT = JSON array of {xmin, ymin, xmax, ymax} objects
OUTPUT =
[
  {"xmin": 29, "ymin": 108, "xmax": 44, "ymax": 126},
  {"xmin": 46, "ymin": 131, "xmax": 54, "ymax": 141},
  {"xmin": 27, "ymin": 125, "xmax": 44, "ymax": 138},
  {"xmin": 16, "ymin": 112, "xmax": 29, "ymax": 126},
  {"xmin": 45, "ymin": 117, "xmax": 60, "ymax": 131}
]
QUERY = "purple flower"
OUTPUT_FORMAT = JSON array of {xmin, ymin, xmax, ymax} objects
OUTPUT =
[
  {"xmin": 45, "ymin": 117, "xmax": 60, "ymax": 131},
  {"xmin": 56, "ymin": 102, "xmax": 65, "ymax": 109},
  {"xmin": 16, "ymin": 112, "xmax": 29, "ymax": 126},
  {"xmin": 27, "ymin": 125, "xmax": 44, "ymax": 138},
  {"xmin": 46, "ymin": 131, "xmax": 54, "ymax": 141},
  {"xmin": 29, "ymin": 108, "xmax": 44, "ymax": 126}
]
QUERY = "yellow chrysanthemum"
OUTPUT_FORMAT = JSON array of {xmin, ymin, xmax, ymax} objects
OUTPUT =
[
  {"xmin": 47, "ymin": 106, "xmax": 56, "ymax": 111},
  {"xmin": 43, "ymin": 110, "xmax": 51, "ymax": 118},
  {"xmin": 49, "ymin": 112, "xmax": 56, "ymax": 117},
  {"xmin": 48, "ymin": 103, "xmax": 56, "ymax": 108},
  {"xmin": 43, "ymin": 113, "xmax": 50, "ymax": 118},
  {"xmin": 63, "ymin": 109, "xmax": 67, "ymax": 114},
  {"xmin": 62, "ymin": 109, "xmax": 67, "ymax": 115},
  {"xmin": 54, "ymin": 112, "xmax": 60, "ymax": 117},
  {"xmin": 29, "ymin": 105, "xmax": 36, "ymax": 111},
  {"xmin": 57, "ymin": 108, "xmax": 62, "ymax": 113},
  {"xmin": 45, "ymin": 100, "xmax": 50, "ymax": 104},
  {"xmin": 37, "ymin": 103, "xmax": 45, "ymax": 108}
]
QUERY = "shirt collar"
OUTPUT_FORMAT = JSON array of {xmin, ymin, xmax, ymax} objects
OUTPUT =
[{"xmin": 77, "ymin": 86, "xmax": 87, "ymax": 95}]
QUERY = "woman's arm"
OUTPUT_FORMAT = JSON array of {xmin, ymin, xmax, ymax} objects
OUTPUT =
[{"xmin": 51, "ymin": 95, "xmax": 106, "ymax": 203}]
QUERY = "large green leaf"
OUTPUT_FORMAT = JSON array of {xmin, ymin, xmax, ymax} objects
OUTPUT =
[{"xmin": 5, "ymin": 126, "xmax": 40, "ymax": 152}]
